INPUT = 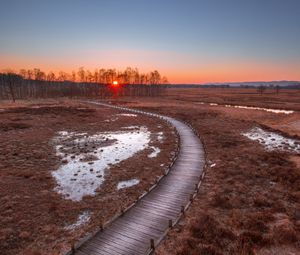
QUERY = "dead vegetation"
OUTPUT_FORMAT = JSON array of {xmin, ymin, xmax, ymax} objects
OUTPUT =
[
  {"xmin": 117, "ymin": 90, "xmax": 300, "ymax": 255},
  {"xmin": 0, "ymin": 100, "xmax": 178, "ymax": 255}
]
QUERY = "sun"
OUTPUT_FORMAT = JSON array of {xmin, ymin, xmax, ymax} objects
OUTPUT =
[{"xmin": 112, "ymin": 80, "xmax": 118, "ymax": 86}]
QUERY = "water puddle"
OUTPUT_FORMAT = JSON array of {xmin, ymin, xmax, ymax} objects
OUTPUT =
[
  {"xmin": 52, "ymin": 127, "xmax": 151, "ymax": 201},
  {"xmin": 117, "ymin": 179, "xmax": 140, "ymax": 190},
  {"xmin": 225, "ymin": 105, "xmax": 294, "ymax": 114},
  {"xmin": 64, "ymin": 211, "xmax": 91, "ymax": 231},
  {"xmin": 196, "ymin": 102, "xmax": 294, "ymax": 114},
  {"xmin": 243, "ymin": 127, "xmax": 300, "ymax": 153}
]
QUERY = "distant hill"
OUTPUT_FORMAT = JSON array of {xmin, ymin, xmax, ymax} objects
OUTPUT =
[{"xmin": 168, "ymin": 81, "xmax": 300, "ymax": 89}]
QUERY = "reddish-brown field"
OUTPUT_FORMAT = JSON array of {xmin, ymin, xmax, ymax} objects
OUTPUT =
[
  {"xmin": 112, "ymin": 87, "xmax": 300, "ymax": 255},
  {"xmin": 0, "ymin": 99, "xmax": 178, "ymax": 255},
  {"xmin": 1, "ymin": 87, "xmax": 300, "ymax": 255}
]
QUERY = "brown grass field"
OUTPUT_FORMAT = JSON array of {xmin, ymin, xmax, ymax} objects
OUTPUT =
[
  {"xmin": 1, "ymin": 87, "xmax": 300, "ymax": 255},
  {"xmin": 0, "ymin": 99, "xmax": 178, "ymax": 255},
  {"xmin": 113, "ymin": 87, "xmax": 300, "ymax": 255}
]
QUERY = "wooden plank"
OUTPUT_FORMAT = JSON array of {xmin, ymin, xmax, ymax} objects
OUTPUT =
[
  {"xmin": 92, "ymin": 233, "xmax": 145, "ymax": 254},
  {"xmin": 141, "ymin": 197, "xmax": 182, "ymax": 211},
  {"xmin": 113, "ymin": 220, "xmax": 162, "ymax": 238},
  {"xmin": 80, "ymin": 243, "xmax": 116, "ymax": 255},
  {"xmin": 109, "ymin": 223, "xmax": 157, "ymax": 242},
  {"xmin": 116, "ymin": 216, "xmax": 165, "ymax": 234},
  {"xmin": 134, "ymin": 204, "xmax": 178, "ymax": 219},
  {"xmin": 89, "ymin": 235, "xmax": 144, "ymax": 255},
  {"xmin": 82, "ymin": 240, "xmax": 124, "ymax": 255},
  {"xmin": 138, "ymin": 200, "xmax": 181, "ymax": 215}
]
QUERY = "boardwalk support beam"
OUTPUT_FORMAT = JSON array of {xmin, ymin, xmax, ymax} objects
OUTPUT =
[{"xmin": 150, "ymin": 239, "xmax": 155, "ymax": 250}]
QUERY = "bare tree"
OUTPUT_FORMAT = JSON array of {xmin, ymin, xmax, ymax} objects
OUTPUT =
[
  {"xmin": 5, "ymin": 72, "xmax": 21, "ymax": 102},
  {"xmin": 0, "ymin": 67, "xmax": 168, "ymax": 100},
  {"xmin": 47, "ymin": 71, "xmax": 56, "ymax": 81},
  {"xmin": 275, "ymin": 85, "xmax": 280, "ymax": 95},
  {"xmin": 257, "ymin": 85, "xmax": 266, "ymax": 95},
  {"xmin": 77, "ymin": 67, "xmax": 86, "ymax": 82}
]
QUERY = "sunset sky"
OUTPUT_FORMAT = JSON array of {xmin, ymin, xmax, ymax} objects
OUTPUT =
[{"xmin": 1, "ymin": 0, "xmax": 300, "ymax": 83}]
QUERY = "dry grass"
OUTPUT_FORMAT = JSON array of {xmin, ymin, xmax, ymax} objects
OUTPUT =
[
  {"xmin": 115, "ymin": 89, "xmax": 300, "ymax": 254},
  {"xmin": 0, "ymin": 100, "xmax": 178, "ymax": 255}
]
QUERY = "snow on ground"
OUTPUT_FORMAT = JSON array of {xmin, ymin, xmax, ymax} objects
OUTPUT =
[
  {"xmin": 104, "ymin": 113, "xmax": 137, "ymax": 122},
  {"xmin": 196, "ymin": 102, "xmax": 294, "ymax": 114},
  {"xmin": 117, "ymin": 179, "xmax": 140, "ymax": 190},
  {"xmin": 64, "ymin": 211, "xmax": 91, "ymax": 231},
  {"xmin": 52, "ymin": 127, "xmax": 151, "ymax": 201},
  {"xmin": 157, "ymin": 132, "xmax": 164, "ymax": 142},
  {"xmin": 122, "ymin": 125, "xmax": 141, "ymax": 130},
  {"xmin": 117, "ymin": 113, "xmax": 138, "ymax": 117},
  {"xmin": 243, "ymin": 127, "xmax": 300, "ymax": 153},
  {"xmin": 148, "ymin": 146, "xmax": 161, "ymax": 158},
  {"xmin": 104, "ymin": 116, "xmax": 118, "ymax": 122},
  {"xmin": 225, "ymin": 105, "xmax": 294, "ymax": 114}
]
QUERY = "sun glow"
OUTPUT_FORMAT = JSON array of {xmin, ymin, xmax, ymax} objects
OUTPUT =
[{"xmin": 112, "ymin": 81, "xmax": 119, "ymax": 86}]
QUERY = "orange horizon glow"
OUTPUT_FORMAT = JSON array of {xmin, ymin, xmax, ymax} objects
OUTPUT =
[{"xmin": 1, "ymin": 54, "xmax": 300, "ymax": 84}]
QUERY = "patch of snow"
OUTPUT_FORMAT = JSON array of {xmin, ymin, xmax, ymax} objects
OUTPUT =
[
  {"xmin": 122, "ymin": 125, "xmax": 141, "ymax": 130},
  {"xmin": 104, "ymin": 116, "xmax": 119, "ymax": 122},
  {"xmin": 243, "ymin": 127, "xmax": 300, "ymax": 153},
  {"xmin": 196, "ymin": 102, "xmax": 294, "ymax": 114},
  {"xmin": 64, "ymin": 211, "xmax": 91, "ymax": 231},
  {"xmin": 157, "ymin": 132, "xmax": 164, "ymax": 142},
  {"xmin": 52, "ymin": 127, "xmax": 151, "ymax": 201},
  {"xmin": 226, "ymin": 105, "xmax": 294, "ymax": 114},
  {"xmin": 118, "ymin": 113, "xmax": 137, "ymax": 117},
  {"xmin": 210, "ymin": 163, "xmax": 216, "ymax": 168},
  {"xmin": 148, "ymin": 146, "xmax": 161, "ymax": 158},
  {"xmin": 117, "ymin": 179, "xmax": 140, "ymax": 190}
]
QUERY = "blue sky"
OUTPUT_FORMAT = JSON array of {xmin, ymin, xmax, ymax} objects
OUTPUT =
[{"xmin": 1, "ymin": 0, "xmax": 300, "ymax": 83}]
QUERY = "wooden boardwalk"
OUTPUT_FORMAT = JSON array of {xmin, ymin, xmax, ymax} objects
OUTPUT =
[{"xmin": 74, "ymin": 101, "xmax": 205, "ymax": 255}]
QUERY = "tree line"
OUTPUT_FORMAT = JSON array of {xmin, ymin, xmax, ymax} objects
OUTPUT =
[
  {"xmin": 0, "ymin": 67, "xmax": 169, "ymax": 101},
  {"xmin": 16, "ymin": 67, "xmax": 168, "ymax": 85}
]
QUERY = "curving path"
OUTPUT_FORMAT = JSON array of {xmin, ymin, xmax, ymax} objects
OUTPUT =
[{"xmin": 73, "ymin": 101, "xmax": 205, "ymax": 255}]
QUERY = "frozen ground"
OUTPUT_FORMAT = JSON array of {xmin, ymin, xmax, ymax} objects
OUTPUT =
[
  {"xmin": 243, "ymin": 127, "xmax": 300, "ymax": 153},
  {"xmin": 225, "ymin": 104, "xmax": 294, "ymax": 114},
  {"xmin": 64, "ymin": 211, "xmax": 91, "ymax": 231},
  {"xmin": 196, "ymin": 102, "xmax": 294, "ymax": 114},
  {"xmin": 117, "ymin": 113, "xmax": 138, "ymax": 117},
  {"xmin": 52, "ymin": 127, "xmax": 164, "ymax": 201},
  {"xmin": 148, "ymin": 146, "xmax": 161, "ymax": 158},
  {"xmin": 122, "ymin": 125, "xmax": 140, "ymax": 130},
  {"xmin": 157, "ymin": 131, "xmax": 164, "ymax": 141},
  {"xmin": 52, "ymin": 127, "xmax": 152, "ymax": 201},
  {"xmin": 117, "ymin": 179, "xmax": 140, "ymax": 190}
]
